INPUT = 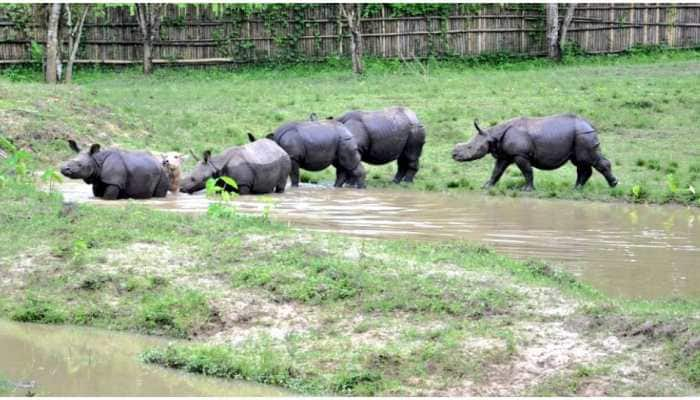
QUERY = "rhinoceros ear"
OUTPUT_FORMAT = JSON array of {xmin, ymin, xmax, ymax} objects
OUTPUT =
[
  {"xmin": 202, "ymin": 150, "xmax": 212, "ymax": 163},
  {"xmin": 309, "ymin": 113, "xmax": 318, "ymax": 121},
  {"xmin": 247, "ymin": 132, "xmax": 256, "ymax": 143},
  {"xmin": 89, "ymin": 144, "xmax": 101, "ymax": 155},
  {"xmin": 474, "ymin": 120, "xmax": 487, "ymax": 136},
  {"xmin": 68, "ymin": 139, "xmax": 80, "ymax": 153}
]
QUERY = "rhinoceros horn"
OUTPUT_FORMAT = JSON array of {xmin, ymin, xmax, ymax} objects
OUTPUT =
[{"xmin": 474, "ymin": 119, "xmax": 487, "ymax": 136}]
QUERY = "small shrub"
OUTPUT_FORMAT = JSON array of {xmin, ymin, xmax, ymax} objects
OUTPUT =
[
  {"xmin": 629, "ymin": 183, "xmax": 648, "ymax": 201},
  {"xmin": 136, "ymin": 289, "xmax": 212, "ymax": 337},
  {"xmin": 11, "ymin": 295, "xmax": 66, "ymax": 324}
]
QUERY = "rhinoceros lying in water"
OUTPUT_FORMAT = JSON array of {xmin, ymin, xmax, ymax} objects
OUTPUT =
[
  {"xmin": 452, "ymin": 114, "xmax": 618, "ymax": 191},
  {"xmin": 180, "ymin": 137, "xmax": 290, "ymax": 195},
  {"xmin": 337, "ymin": 106, "xmax": 426, "ymax": 183},
  {"xmin": 60, "ymin": 140, "xmax": 170, "ymax": 200}
]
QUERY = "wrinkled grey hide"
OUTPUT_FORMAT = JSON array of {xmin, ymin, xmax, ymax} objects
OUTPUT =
[
  {"xmin": 270, "ymin": 119, "xmax": 365, "ymax": 188},
  {"xmin": 60, "ymin": 140, "xmax": 169, "ymax": 200},
  {"xmin": 337, "ymin": 106, "xmax": 426, "ymax": 183},
  {"xmin": 180, "ymin": 138, "xmax": 291, "ymax": 195},
  {"xmin": 452, "ymin": 114, "xmax": 618, "ymax": 191}
]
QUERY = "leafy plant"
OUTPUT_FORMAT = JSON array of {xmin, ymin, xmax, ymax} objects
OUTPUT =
[
  {"xmin": 258, "ymin": 195, "xmax": 278, "ymax": 222},
  {"xmin": 206, "ymin": 176, "xmax": 239, "ymax": 218},
  {"xmin": 630, "ymin": 183, "xmax": 647, "ymax": 201},
  {"xmin": 41, "ymin": 167, "xmax": 63, "ymax": 192}
]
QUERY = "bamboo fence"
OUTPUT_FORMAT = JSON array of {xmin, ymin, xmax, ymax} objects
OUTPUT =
[{"xmin": 1, "ymin": 3, "xmax": 699, "ymax": 65}]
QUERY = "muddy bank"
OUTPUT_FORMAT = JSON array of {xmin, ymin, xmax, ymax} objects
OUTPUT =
[
  {"xmin": 0, "ymin": 319, "xmax": 287, "ymax": 396},
  {"xmin": 58, "ymin": 181, "xmax": 700, "ymax": 299}
]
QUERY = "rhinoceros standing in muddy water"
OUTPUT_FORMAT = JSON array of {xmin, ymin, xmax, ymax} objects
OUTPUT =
[
  {"xmin": 452, "ymin": 114, "xmax": 618, "ymax": 191},
  {"xmin": 180, "ymin": 137, "xmax": 291, "ymax": 195},
  {"xmin": 336, "ymin": 106, "xmax": 426, "ymax": 183},
  {"xmin": 60, "ymin": 140, "xmax": 170, "ymax": 200},
  {"xmin": 268, "ymin": 118, "xmax": 366, "ymax": 188}
]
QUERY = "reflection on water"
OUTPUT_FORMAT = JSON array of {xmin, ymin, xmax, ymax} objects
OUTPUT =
[
  {"xmin": 58, "ymin": 180, "xmax": 700, "ymax": 299},
  {"xmin": 0, "ymin": 319, "xmax": 287, "ymax": 396}
]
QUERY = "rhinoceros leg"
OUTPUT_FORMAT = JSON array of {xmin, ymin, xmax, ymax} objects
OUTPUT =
[
  {"xmin": 275, "ymin": 175, "xmax": 287, "ymax": 193},
  {"xmin": 575, "ymin": 165, "xmax": 593, "ymax": 188},
  {"xmin": 514, "ymin": 156, "xmax": 534, "ymax": 191},
  {"xmin": 334, "ymin": 167, "xmax": 348, "ymax": 187},
  {"xmin": 290, "ymin": 161, "xmax": 300, "ymax": 187},
  {"xmin": 103, "ymin": 184, "xmax": 121, "ymax": 200},
  {"xmin": 483, "ymin": 159, "xmax": 511, "ymax": 189},
  {"xmin": 392, "ymin": 164, "xmax": 407, "ymax": 184},
  {"xmin": 397, "ymin": 133, "xmax": 425, "ymax": 183}
]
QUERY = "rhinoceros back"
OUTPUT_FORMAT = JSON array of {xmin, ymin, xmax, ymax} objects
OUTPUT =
[
  {"xmin": 227, "ymin": 139, "xmax": 290, "ymax": 193},
  {"xmin": 274, "ymin": 120, "xmax": 347, "ymax": 171},
  {"xmin": 340, "ymin": 106, "xmax": 422, "ymax": 165},
  {"xmin": 96, "ymin": 150, "xmax": 167, "ymax": 199}
]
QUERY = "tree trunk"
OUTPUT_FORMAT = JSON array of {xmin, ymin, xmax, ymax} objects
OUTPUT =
[
  {"xmin": 545, "ymin": 3, "xmax": 560, "ymax": 61},
  {"xmin": 64, "ymin": 5, "xmax": 89, "ymax": 84},
  {"xmin": 136, "ymin": 4, "xmax": 162, "ymax": 75},
  {"xmin": 558, "ymin": 4, "xmax": 577, "ymax": 53},
  {"xmin": 143, "ymin": 39, "xmax": 153, "ymax": 74},
  {"xmin": 45, "ymin": 3, "xmax": 61, "ymax": 83},
  {"xmin": 340, "ymin": 4, "xmax": 363, "ymax": 75}
]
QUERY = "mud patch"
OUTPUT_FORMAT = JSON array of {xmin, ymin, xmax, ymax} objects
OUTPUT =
[
  {"xmin": 207, "ymin": 290, "xmax": 321, "ymax": 345},
  {"xmin": 101, "ymin": 242, "xmax": 197, "ymax": 276}
]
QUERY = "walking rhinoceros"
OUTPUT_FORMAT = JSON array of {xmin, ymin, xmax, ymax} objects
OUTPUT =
[
  {"xmin": 180, "ymin": 137, "xmax": 290, "ymax": 195},
  {"xmin": 452, "ymin": 114, "xmax": 618, "ymax": 191},
  {"xmin": 60, "ymin": 140, "xmax": 170, "ymax": 200},
  {"xmin": 337, "ymin": 106, "xmax": 426, "ymax": 183},
  {"xmin": 269, "ymin": 119, "xmax": 365, "ymax": 188}
]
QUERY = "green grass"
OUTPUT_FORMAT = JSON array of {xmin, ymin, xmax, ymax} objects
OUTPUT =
[
  {"xmin": 1, "ymin": 47, "xmax": 699, "ymax": 205},
  {"xmin": 0, "ymin": 170, "xmax": 698, "ymax": 394}
]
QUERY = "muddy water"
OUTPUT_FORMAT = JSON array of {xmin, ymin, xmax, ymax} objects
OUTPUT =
[
  {"xmin": 0, "ymin": 319, "xmax": 287, "ymax": 396},
  {"xmin": 58, "ymin": 180, "xmax": 699, "ymax": 299}
]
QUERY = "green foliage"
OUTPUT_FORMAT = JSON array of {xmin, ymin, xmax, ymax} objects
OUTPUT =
[
  {"xmin": 630, "ymin": 183, "xmax": 648, "ymax": 201},
  {"xmin": 687, "ymin": 352, "xmax": 700, "ymax": 385},
  {"xmin": 41, "ymin": 167, "xmax": 63, "ymax": 192},
  {"xmin": 136, "ymin": 289, "xmax": 213, "ymax": 338},
  {"xmin": 141, "ymin": 340, "xmax": 299, "ymax": 388},
  {"xmin": 11, "ymin": 294, "xmax": 67, "ymax": 324}
]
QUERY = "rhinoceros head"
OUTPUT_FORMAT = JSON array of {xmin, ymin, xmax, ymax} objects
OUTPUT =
[
  {"xmin": 60, "ymin": 140, "xmax": 100, "ymax": 179},
  {"xmin": 180, "ymin": 150, "xmax": 216, "ymax": 194},
  {"xmin": 452, "ymin": 120, "xmax": 492, "ymax": 162}
]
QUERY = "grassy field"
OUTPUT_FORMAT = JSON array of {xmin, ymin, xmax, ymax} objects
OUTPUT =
[
  {"xmin": 1, "ymin": 48, "xmax": 699, "ymax": 205},
  {"xmin": 1, "ymin": 50, "xmax": 700, "ymax": 395},
  {"xmin": 0, "ymin": 172, "xmax": 699, "ymax": 395}
]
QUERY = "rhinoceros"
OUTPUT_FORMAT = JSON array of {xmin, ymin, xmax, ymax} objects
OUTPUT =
[
  {"xmin": 337, "ymin": 106, "xmax": 426, "ymax": 183},
  {"xmin": 60, "ymin": 140, "xmax": 170, "ymax": 200},
  {"xmin": 452, "ymin": 114, "xmax": 618, "ymax": 191},
  {"xmin": 180, "ymin": 137, "xmax": 290, "ymax": 195},
  {"xmin": 269, "ymin": 119, "xmax": 365, "ymax": 188}
]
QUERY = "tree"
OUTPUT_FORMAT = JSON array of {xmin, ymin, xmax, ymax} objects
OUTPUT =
[
  {"xmin": 62, "ymin": 4, "xmax": 91, "ymax": 83},
  {"xmin": 135, "ymin": 3, "xmax": 163, "ymax": 75},
  {"xmin": 545, "ymin": 3, "xmax": 576, "ymax": 61},
  {"xmin": 45, "ymin": 3, "xmax": 62, "ymax": 83},
  {"xmin": 339, "ymin": 4, "xmax": 363, "ymax": 75}
]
